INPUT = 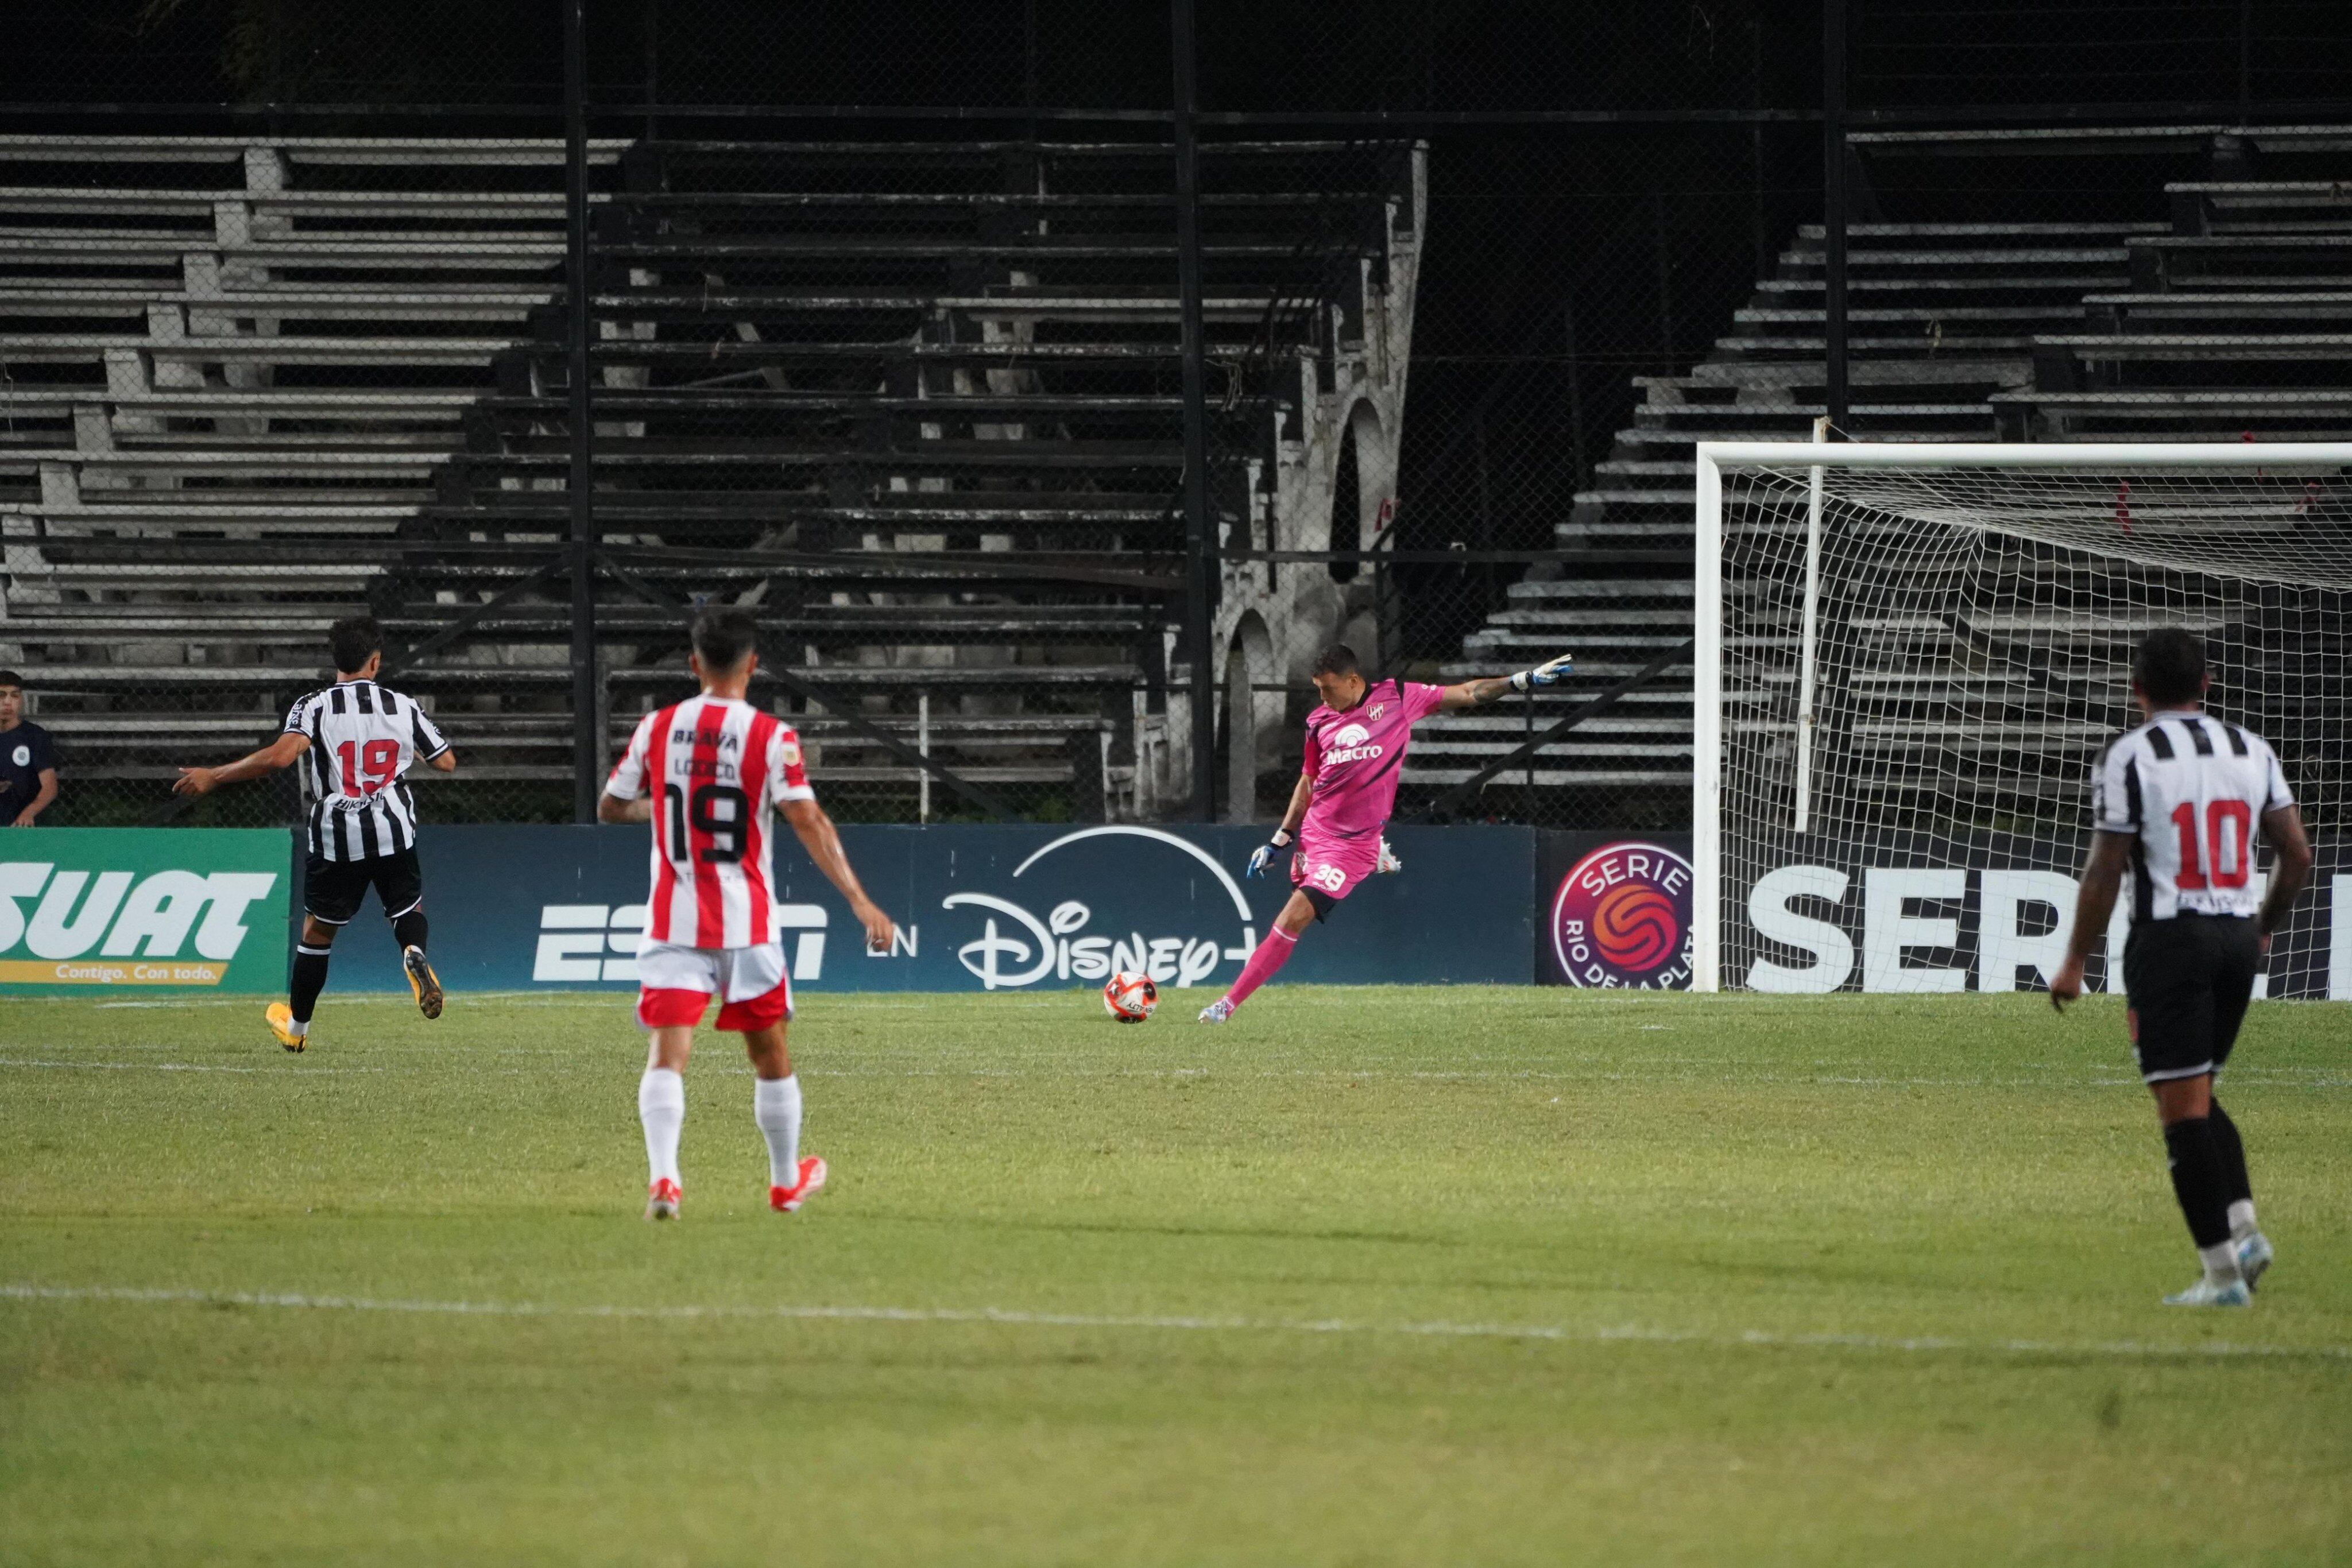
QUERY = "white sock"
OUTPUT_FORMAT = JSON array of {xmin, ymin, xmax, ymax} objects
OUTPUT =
[
  {"xmin": 638, "ymin": 1067, "xmax": 684, "ymax": 1187},
  {"xmin": 2227, "ymin": 1198, "xmax": 2258, "ymax": 1240},
  {"xmin": 2198, "ymin": 1239, "xmax": 2243, "ymax": 1284},
  {"xmin": 754, "ymin": 1074, "xmax": 803, "ymax": 1188}
]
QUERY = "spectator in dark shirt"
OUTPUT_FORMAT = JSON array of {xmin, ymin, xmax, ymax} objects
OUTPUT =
[{"xmin": 0, "ymin": 671, "xmax": 59, "ymax": 826}]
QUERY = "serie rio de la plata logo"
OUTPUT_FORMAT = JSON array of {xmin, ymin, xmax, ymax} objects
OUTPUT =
[{"xmin": 1550, "ymin": 841, "xmax": 1694, "ymax": 989}]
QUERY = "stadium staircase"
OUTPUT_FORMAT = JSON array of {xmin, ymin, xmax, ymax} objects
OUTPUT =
[
  {"xmin": 0, "ymin": 134, "xmax": 1422, "ymax": 821},
  {"xmin": 1402, "ymin": 122, "xmax": 2352, "ymax": 827}
]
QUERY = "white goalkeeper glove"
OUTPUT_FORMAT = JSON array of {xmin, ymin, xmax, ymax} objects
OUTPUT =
[
  {"xmin": 1375, "ymin": 838, "xmax": 1402, "ymax": 875},
  {"xmin": 1509, "ymin": 652, "xmax": 1574, "ymax": 693},
  {"xmin": 1246, "ymin": 828, "xmax": 1293, "ymax": 879}
]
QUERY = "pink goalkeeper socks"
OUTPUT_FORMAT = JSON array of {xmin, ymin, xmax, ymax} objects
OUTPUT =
[{"xmin": 1224, "ymin": 925, "xmax": 1298, "ymax": 1011}]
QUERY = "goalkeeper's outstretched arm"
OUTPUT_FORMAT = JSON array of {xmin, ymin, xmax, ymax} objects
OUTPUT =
[{"xmin": 1437, "ymin": 653, "xmax": 1573, "ymax": 712}]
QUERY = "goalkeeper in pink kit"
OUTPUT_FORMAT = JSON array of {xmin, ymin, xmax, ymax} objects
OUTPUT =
[{"xmin": 1199, "ymin": 642, "xmax": 1573, "ymax": 1023}]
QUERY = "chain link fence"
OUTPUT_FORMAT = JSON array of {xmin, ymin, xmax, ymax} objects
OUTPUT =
[
  {"xmin": 1851, "ymin": 0, "xmax": 2352, "ymax": 116},
  {"xmin": 6, "ymin": 2, "xmax": 2349, "ymax": 833}
]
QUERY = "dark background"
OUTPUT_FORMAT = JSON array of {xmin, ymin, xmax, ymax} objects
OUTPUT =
[
  {"xmin": 8, "ymin": 1, "xmax": 2351, "ymax": 826},
  {"xmin": 13, "ymin": 1, "xmax": 2352, "ymax": 115},
  {"xmin": 22, "ymin": 0, "xmax": 2345, "ymax": 669}
]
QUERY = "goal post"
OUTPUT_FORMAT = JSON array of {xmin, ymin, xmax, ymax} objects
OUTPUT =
[{"xmin": 1692, "ymin": 441, "xmax": 2352, "ymax": 998}]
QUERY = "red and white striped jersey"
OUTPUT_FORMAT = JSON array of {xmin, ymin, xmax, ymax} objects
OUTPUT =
[{"xmin": 604, "ymin": 695, "xmax": 816, "ymax": 949}]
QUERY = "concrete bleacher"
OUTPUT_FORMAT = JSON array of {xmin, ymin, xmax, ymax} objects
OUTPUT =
[
  {"xmin": 1404, "ymin": 123, "xmax": 2352, "ymax": 822},
  {"xmin": 0, "ymin": 134, "xmax": 1421, "ymax": 819},
  {"xmin": 498, "ymin": 137, "xmax": 1418, "ymax": 816}
]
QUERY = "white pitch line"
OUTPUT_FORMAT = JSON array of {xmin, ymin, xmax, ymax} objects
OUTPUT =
[
  {"xmin": 3, "ymin": 1281, "xmax": 2344, "ymax": 1365},
  {"xmin": 6, "ymin": 1052, "xmax": 2348, "ymax": 1090},
  {"xmin": 0, "ymin": 1057, "xmax": 380, "ymax": 1074}
]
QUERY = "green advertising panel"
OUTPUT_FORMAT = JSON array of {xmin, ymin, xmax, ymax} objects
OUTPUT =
[{"xmin": 0, "ymin": 828, "xmax": 291, "ymax": 994}]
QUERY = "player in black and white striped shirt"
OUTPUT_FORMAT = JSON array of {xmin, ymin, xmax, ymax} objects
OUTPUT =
[
  {"xmin": 2051, "ymin": 629, "xmax": 2314, "ymax": 1307},
  {"xmin": 281, "ymin": 671, "xmax": 447, "ymax": 864},
  {"xmin": 175, "ymin": 616, "xmax": 458, "ymax": 1051}
]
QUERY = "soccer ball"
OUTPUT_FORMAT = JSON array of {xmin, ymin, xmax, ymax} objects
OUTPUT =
[{"xmin": 1102, "ymin": 970, "xmax": 1157, "ymax": 1023}]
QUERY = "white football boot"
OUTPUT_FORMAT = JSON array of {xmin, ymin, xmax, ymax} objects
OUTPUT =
[
  {"xmin": 2235, "ymin": 1230, "xmax": 2274, "ymax": 1291},
  {"xmin": 2163, "ymin": 1275, "xmax": 2252, "ymax": 1307},
  {"xmin": 1197, "ymin": 998, "xmax": 1233, "ymax": 1024}
]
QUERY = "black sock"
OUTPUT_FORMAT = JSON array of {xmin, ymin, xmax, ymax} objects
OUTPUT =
[
  {"xmin": 2162, "ymin": 1116, "xmax": 2233, "ymax": 1250},
  {"xmin": 289, "ymin": 943, "xmax": 333, "ymax": 1026},
  {"xmin": 2207, "ymin": 1099, "xmax": 2253, "ymax": 1209},
  {"xmin": 390, "ymin": 908, "xmax": 428, "ymax": 952}
]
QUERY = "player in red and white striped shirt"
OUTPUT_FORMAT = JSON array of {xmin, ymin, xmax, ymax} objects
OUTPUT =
[{"xmin": 599, "ymin": 609, "xmax": 896, "ymax": 1220}]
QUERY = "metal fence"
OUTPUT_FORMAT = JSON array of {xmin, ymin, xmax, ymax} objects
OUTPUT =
[{"xmin": 5, "ymin": 2, "xmax": 2349, "ymax": 834}]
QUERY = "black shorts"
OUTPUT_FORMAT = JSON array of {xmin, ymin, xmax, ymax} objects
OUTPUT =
[
  {"xmin": 304, "ymin": 848, "xmax": 424, "ymax": 927},
  {"xmin": 1298, "ymin": 884, "xmax": 1340, "ymax": 922},
  {"xmin": 2122, "ymin": 913, "xmax": 2260, "ymax": 1085}
]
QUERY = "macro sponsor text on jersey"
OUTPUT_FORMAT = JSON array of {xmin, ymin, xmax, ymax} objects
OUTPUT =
[
  {"xmin": 1322, "ymin": 722, "xmax": 1385, "ymax": 766},
  {"xmin": 1297, "ymin": 678, "xmax": 1448, "ymax": 845}
]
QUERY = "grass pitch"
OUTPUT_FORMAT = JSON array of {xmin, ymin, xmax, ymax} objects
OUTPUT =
[{"xmin": 3, "ymin": 985, "xmax": 2349, "ymax": 1565}]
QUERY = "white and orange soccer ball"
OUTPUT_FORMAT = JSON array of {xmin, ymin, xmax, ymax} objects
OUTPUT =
[{"xmin": 1101, "ymin": 970, "xmax": 1157, "ymax": 1023}]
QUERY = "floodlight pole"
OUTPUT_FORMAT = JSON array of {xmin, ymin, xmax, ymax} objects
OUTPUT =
[
  {"xmin": 1821, "ymin": 0, "xmax": 1850, "ymax": 432},
  {"xmin": 564, "ymin": 0, "xmax": 600, "ymax": 823},
  {"xmin": 1171, "ymin": 0, "xmax": 1217, "ymax": 822},
  {"xmin": 1794, "ymin": 416, "xmax": 1828, "ymax": 834}
]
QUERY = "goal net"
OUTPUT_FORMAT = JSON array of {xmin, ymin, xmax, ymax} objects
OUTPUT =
[{"xmin": 1693, "ymin": 442, "xmax": 2352, "ymax": 999}]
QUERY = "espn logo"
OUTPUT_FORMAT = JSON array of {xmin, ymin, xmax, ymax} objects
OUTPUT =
[{"xmin": 532, "ymin": 903, "xmax": 831, "ymax": 984}]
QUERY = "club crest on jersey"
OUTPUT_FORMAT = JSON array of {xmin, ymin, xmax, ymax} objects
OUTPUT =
[
  {"xmin": 1370, "ymin": 703, "xmax": 1386, "ymax": 720},
  {"xmin": 1550, "ymin": 841, "xmax": 1693, "ymax": 990}
]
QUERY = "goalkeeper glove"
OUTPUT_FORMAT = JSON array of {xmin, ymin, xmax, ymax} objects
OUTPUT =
[
  {"xmin": 1246, "ymin": 829, "xmax": 1293, "ymax": 879},
  {"xmin": 1509, "ymin": 652, "xmax": 1574, "ymax": 692},
  {"xmin": 1375, "ymin": 838, "xmax": 1402, "ymax": 875}
]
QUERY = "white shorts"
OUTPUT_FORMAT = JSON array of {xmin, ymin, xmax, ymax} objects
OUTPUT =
[{"xmin": 635, "ymin": 939, "xmax": 794, "ymax": 1031}]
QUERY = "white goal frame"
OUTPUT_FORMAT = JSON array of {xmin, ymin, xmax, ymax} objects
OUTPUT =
[{"xmin": 1691, "ymin": 439, "xmax": 2352, "ymax": 993}]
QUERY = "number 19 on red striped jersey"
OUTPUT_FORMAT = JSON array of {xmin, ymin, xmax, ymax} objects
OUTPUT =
[{"xmin": 664, "ymin": 781, "xmax": 749, "ymax": 865}]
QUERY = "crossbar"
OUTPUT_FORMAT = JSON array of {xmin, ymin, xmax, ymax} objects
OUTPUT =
[{"xmin": 1698, "ymin": 440, "xmax": 2352, "ymax": 469}]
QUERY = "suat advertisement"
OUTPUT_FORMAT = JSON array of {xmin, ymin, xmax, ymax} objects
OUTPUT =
[{"xmin": 0, "ymin": 828, "xmax": 289, "ymax": 993}]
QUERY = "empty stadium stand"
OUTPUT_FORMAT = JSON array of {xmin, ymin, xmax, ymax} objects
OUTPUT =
[
  {"xmin": 1403, "ymin": 123, "xmax": 2352, "ymax": 826},
  {"xmin": 0, "ymin": 134, "xmax": 1422, "ymax": 822}
]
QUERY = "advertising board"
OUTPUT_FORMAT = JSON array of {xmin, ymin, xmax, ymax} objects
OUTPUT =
[
  {"xmin": 1719, "ymin": 831, "xmax": 2352, "ymax": 999},
  {"xmin": 0, "ymin": 828, "xmax": 290, "ymax": 993},
  {"xmin": 322, "ymin": 822, "xmax": 1541, "ymax": 994}
]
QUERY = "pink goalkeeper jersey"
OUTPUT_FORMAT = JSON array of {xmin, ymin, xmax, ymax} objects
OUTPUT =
[{"xmin": 1297, "ymin": 677, "xmax": 1446, "ymax": 850}]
